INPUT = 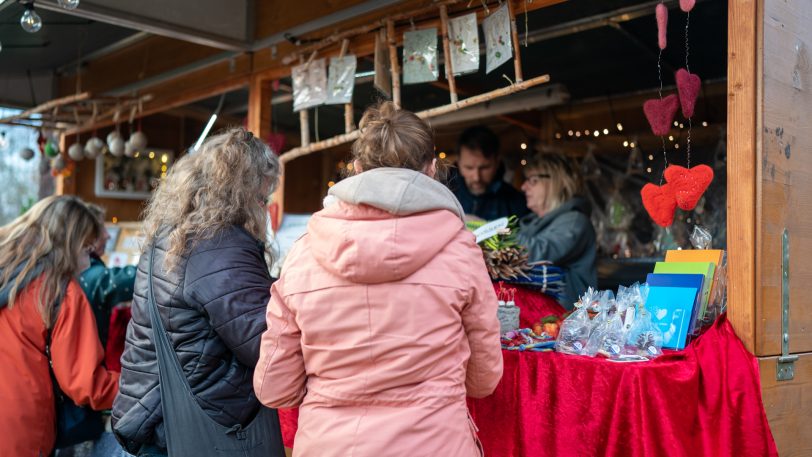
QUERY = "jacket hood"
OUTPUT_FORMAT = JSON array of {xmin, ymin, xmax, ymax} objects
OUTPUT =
[{"xmin": 308, "ymin": 168, "xmax": 466, "ymax": 284}]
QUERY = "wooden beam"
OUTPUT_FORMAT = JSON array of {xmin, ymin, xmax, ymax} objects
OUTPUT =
[
  {"xmin": 386, "ymin": 20, "xmax": 402, "ymax": 107},
  {"xmin": 248, "ymin": 76, "xmax": 273, "ymax": 140},
  {"xmin": 0, "ymin": 92, "xmax": 90, "ymax": 124},
  {"xmin": 726, "ymin": 0, "xmax": 758, "ymax": 353},
  {"xmin": 439, "ymin": 5, "xmax": 458, "ymax": 104},
  {"xmin": 280, "ymin": 73, "xmax": 550, "ymax": 164},
  {"xmin": 507, "ymin": 0, "xmax": 524, "ymax": 83}
]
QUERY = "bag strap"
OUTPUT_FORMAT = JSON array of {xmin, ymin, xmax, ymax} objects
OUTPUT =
[{"xmin": 146, "ymin": 244, "xmax": 196, "ymax": 394}]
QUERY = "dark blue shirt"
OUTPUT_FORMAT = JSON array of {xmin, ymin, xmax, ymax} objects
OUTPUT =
[{"xmin": 448, "ymin": 168, "xmax": 529, "ymax": 221}]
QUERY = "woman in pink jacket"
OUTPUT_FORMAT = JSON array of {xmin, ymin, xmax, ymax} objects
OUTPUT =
[{"xmin": 255, "ymin": 102, "xmax": 503, "ymax": 456}]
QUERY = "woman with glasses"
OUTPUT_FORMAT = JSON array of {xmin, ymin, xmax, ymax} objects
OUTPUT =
[
  {"xmin": 0, "ymin": 196, "xmax": 120, "ymax": 456},
  {"xmin": 112, "ymin": 128, "xmax": 284, "ymax": 457},
  {"xmin": 518, "ymin": 153, "xmax": 597, "ymax": 308}
]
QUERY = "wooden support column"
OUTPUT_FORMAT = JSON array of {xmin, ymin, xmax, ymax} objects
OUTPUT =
[
  {"xmin": 439, "ymin": 5, "xmax": 458, "ymax": 104},
  {"xmin": 247, "ymin": 76, "xmax": 273, "ymax": 140},
  {"xmin": 339, "ymin": 39, "xmax": 355, "ymax": 133},
  {"xmin": 387, "ymin": 19, "xmax": 401, "ymax": 107},
  {"xmin": 507, "ymin": 0, "xmax": 524, "ymax": 83}
]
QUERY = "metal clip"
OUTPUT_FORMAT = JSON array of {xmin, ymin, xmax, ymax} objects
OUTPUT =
[{"xmin": 777, "ymin": 229, "xmax": 798, "ymax": 381}]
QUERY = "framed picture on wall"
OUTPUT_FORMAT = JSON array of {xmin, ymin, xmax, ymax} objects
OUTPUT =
[{"xmin": 95, "ymin": 149, "xmax": 174, "ymax": 200}]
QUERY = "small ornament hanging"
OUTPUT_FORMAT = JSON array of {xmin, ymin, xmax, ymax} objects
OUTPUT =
[
  {"xmin": 84, "ymin": 137, "xmax": 104, "ymax": 159},
  {"xmin": 109, "ymin": 137, "xmax": 125, "ymax": 157},
  {"xmin": 129, "ymin": 131, "xmax": 148, "ymax": 150},
  {"xmin": 675, "ymin": 68, "xmax": 701, "ymax": 118},
  {"xmin": 643, "ymin": 94, "xmax": 679, "ymax": 136},
  {"xmin": 68, "ymin": 143, "xmax": 84, "ymax": 161},
  {"xmin": 124, "ymin": 140, "xmax": 137, "ymax": 158},
  {"xmin": 52, "ymin": 155, "xmax": 67, "ymax": 172},
  {"xmin": 106, "ymin": 130, "xmax": 122, "ymax": 149},
  {"xmin": 641, "ymin": 182, "xmax": 677, "ymax": 227},
  {"xmin": 44, "ymin": 141, "xmax": 59, "ymax": 158},
  {"xmin": 19, "ymin": 147, "xmax": 35, "ymax": 161},
  {"xmin": 679, "ymin": 0, "xmax": 695, "ymax": 13},
  {"xmin": 656, "ymin": 3, "xmax": 668, "ymax": 50}
]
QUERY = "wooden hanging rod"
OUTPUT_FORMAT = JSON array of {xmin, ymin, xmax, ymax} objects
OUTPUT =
[{"xmin": 279, "ymin": 73, "xmax": 550, "ymax": 164}]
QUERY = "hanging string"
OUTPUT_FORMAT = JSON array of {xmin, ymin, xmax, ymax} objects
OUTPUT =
[
  {"xmin": 315, "ymin": 107, "xmax": 320, "ymax": 143},
  {"xmin": 657, "ymin": 46, "xmax": 668, "ymax": 185},
  {"xmin": 524, "ymin": 0, "xmax": 530, "ymax": 47},
  {"xmin": 684, "ymin": 10, "xmax": 692, "ymax": 168}
]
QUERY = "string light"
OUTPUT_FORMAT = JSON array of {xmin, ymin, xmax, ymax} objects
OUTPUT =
[
  {"xmin": 520, "ymin": 143, "xmax": 527, "ymax": 150},
  {"xmin": 520, "ymin": 159, "xmax": 527, "ymax": 166},
  {"xmin": 674, "ymin": 121, "xmax": 679, "ymax": 127},
  {"xmin": 346, "ymin": 163, "xmax": 354, "ymax": 171},
  {"xmin": 616, "ymin": 123, "xmax": 624, "ymax": 131},
  {"xmin": 134, "ymin": 152, "xmax": 140, "ymax": 158},
  {"xmin": 575, "ymin": 131, "xmax": 581, "ymax": 137},
  {"xmin": 648, "ymin": 154, "xmax": 655, "ymax": 160},
  {"xmin": 438, "ymin": 152, "xmax": 447, "ymax": 159},
  {"xmin": 112, "ymin": 217, "xmax": 119, "ymax": 224},
  {"xmin": 593, "ymin": 131, "xmax": 600, "ymax": 137},
  {"xmin": 674, "ymin": 143, "xmax": 680, "ymax": 149},
  {"xmin": 623, "ymin": 141, "xmax": 629, "ymax": 147},
  {"xmin": 161, "ymin": 165, "xmax": 167, "ymax": 172},
  {"xmin": 568, "ymin": 130, "xmax": 574, "ymax": 136},
  {"xmin": 646, "ymin": 167, "xmax": 652, "ymax": 173},
  {"xmin": 148, "ymin": 151, "xmax": 155, "ymax": 159},
  {"xmin": 584, "ymin": 130, "xmax": 590, "ymax": 135},
  {"xmin": 668, "ymin": 135, "xmax": 675, "ymax": 141},
  {"xmin": 602, "ymin": 128, "xmax": 609, "ymax": 135},
  {"xmin": 161, "ymin": 154, "xmax": 168, "ymax": 163},
  {"xmin": 702, "ymin": 121, "xmax": 708, "ymax": 127},
  {"xmin": 327, "ymin": 181, "xmax": 335, "ymax": 187},
  {"xmin": 630, "ymin": 142, "xmax": 636, "ymax": 148},
  {"xmin": 555, "ymin": 133, "xmax": 562, "ymax": 139},
  {"xmin": 20, "ymin": 3, "xmax": 42, "ymax": 33},
  {"xmin": 679, "ymin": 123, "xmax": 684, "ymax": 129}
]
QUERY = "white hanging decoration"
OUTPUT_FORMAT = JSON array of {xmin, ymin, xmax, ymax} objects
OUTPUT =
[
  {"xmin": 52, "ymin": 155, "xmax": 67, "ymax": 172},
  {"xmin": 483, "ymin": 4, "xmax": 513, "ymax": 74},
  {"xmin": 19, "ymin": 147, "xmax": 35, "ymax": 161},
  {"xmin": 84, "ymin": 137, "xmax": 104, "ymax": 159},
  {"xmin": 109, "ymin": 137, "xmax": 125, "ymax": 157},
  {"xmin": 129, "ymin": 131, "xmax": 148, "ymax": 150},
  {"xmin": 292, "ymin": 58, "xmax": 327, "ymax": 112},
  {"xmin": 68, "ymin": 143, "xmax": 84, "ymax": 161},
  {"xmin": 124, "ymin": 140, "xmax": 137, "ymax": 157},
  {"xmin": 57, "ymin": 0, "xmax": 80, "ymax": 10},
  {"xmin": 107, "ymin": 130, "xmax": 122, "ymax": 149}
]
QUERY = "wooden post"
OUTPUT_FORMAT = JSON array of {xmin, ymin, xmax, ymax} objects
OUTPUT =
[
  {"xmin": 338, "ymin": 39, "xmax": 354, "ymax": 133},
  {"xmin": 507, "ymin": 0, "xmax": 524, "ymax": 83},
  {"xmin": 247, "ymin": 76, "xmax": 273, "ymax": 140},
  {"xmin": 300, "ymin": 110, "xmax": 310, "ymax": 147},
  {"xmin": 387, "ymin": 19, "xmax": 401, "ymax": 107},
  {"xmin": 439, "ymin": 5, "xmax": 458, "ymax": 104}
]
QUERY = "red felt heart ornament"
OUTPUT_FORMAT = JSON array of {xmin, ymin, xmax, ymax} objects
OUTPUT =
[
  {"xmin": 680, "ymin": 0, "xmax": 696, "ymax": 12},
  {"xmin": 663, "ymin": 164, "xmax": 714, "ymax": 210},
  {"xmin": 676, "ymin": 68, "xmax": 701, "ymax": 118},
  {"xmin": 641, "ymin": 182, "xmax": 677, "ymax": 227},
  {"xmin": 643, "ymin": 94, "xmax": 680, "ymax": 136}
]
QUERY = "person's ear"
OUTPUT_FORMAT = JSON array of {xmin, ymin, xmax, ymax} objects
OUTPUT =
[
  {"xmin": 353, "ymin": 159, "xmax": 363, "ymax": 174},
  {"xmin": 426, "ymin": 158, "xmax": 437, "ymax": 178}
]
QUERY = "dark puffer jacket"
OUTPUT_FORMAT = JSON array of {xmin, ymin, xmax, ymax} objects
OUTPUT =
[{"xmin": 112, "ymin": 225, "xmax": 277, "ymax": 454}]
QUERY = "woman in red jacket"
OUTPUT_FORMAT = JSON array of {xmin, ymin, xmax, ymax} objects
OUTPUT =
[{"xmin": 0, "ymin": 195, "xmax": 120, "ymax": 456}]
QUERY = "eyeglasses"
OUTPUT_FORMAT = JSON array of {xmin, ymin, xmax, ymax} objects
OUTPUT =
[{"xmin": 524, "ymin": 174, "xmax": 551, "ymax": 186}]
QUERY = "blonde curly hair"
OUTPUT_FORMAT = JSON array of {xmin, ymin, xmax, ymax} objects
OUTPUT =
[{"xmin": 142, "ymin": 127, "xmax": 280, "ymax": 269}]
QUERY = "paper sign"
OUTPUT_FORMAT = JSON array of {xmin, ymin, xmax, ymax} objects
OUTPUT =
[
  {"xmin": 483, "ymin": 4, "xmax": 513, "ymax": 74},
  {"xmin": 292, "ymin": 58, "xmax": 327, "ymax": 112},
  {"xmin": 326, "ymin": 55, "xmax": 357, "ymax": 105},
  {"xmin": 473, "ymin": 217, "xmax": 509, "ymax": 243},
  {"xmin": 403, "ymin": 28, "xmax": 439, "ymax": 84},
  {"xmin": 448, "ymin": 13, "xmax": 480, "ymax": 75}
]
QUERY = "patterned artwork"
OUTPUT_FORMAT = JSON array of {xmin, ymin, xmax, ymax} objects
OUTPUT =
[
  {"xmin": 327, "ymin": 55, "xmax": 357, "ymax": 105},
  {"xmin": 483, "ymin": 4, "xmax": 513, "ymax": 74},
  {"xmin": 292, "ymin": 58, "xmax": 327, "ymax": 112},
  {"xmin": 448, "ymin": 12, "xmax": 480, "ymax": 75},
  {"xmin": 403, "ymin": 28, "xmax": 439, "ymax": 85}
]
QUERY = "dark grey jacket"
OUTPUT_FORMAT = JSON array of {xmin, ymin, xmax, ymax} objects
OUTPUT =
[
  {"xmin": 112, "ymin": 225, "xmax": 276, "ymax": 454},
  {"xmin": 517, "ymin": 196, "xmax": 597, "ymax": 308}
]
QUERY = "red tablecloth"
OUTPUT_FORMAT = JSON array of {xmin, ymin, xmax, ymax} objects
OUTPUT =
[{"xmin": 276, "ymin": 287, "xmax": 777, "ymax": 457}]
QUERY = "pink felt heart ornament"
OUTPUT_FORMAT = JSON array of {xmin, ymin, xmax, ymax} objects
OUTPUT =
[
  {"xmin": 680, "ymin": 0, "xmax": 696, "ymax": 12},
  {"xmin": 643, "ymin": 94, "xmax": 679, "ymax": 136},
  {"xmin": 663, "ymin": 164, "xmax": 714, "ymax": 210},
  {"xmin": 641, "ymin": 182, "xmax": 677, "ymax": 227},
  {"xmin": 656, "ymin": 3, "xmax": 668, "ymax": 50},
  {"xmin": 676, "ymin": 68, "xmax": 701, "ymax": 118}
]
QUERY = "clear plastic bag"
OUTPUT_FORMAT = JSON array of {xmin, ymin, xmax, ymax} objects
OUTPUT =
[
  {"xmin": 623, "ymin": 307, "xmax": 664, "ymax": 359},
  {"xmin": 403, "ymin": 28, "xmax": 439, "ymax": 84},
  {"xmin": 585, "ymin": 309, "xmax": 625, "ymax": 358},
  {"xmin": 556, "ymin": 288, "xmax": 599, "ymax": 355},
  {"xmin": 292, "ymin": 58, "xmax": 327, "ymax": 112},
  {"xmin": 447, "ymin": 12, "xmax": 479, "ymax": 75},
  {"xmin": 690, "ymin": 225, "xmax": 713, "ymax": 250}
]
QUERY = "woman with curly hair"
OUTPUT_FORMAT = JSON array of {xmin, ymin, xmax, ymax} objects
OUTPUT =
[
  {"xmin": 112, "ymin": 128, "xmax": 284, "ymax": 456},
  {"xmin": 0, "ymin": 195, "xmax": 119, "ymax": 456}
]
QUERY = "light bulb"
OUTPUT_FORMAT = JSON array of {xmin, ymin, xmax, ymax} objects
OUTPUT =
[
  {"xmin": 623, "ymin": 141, "xmax": 629, "ymax": 147},
  {"xmin": 58, "ymin": 0, "xmax": 80, "ymax": 9},
  {"xmin": 520, "ymin": 143, "xmax": 527, "ymax": 150},
  {"xmin": 567, "ymin": 130, "xmax": 574, "ymax": 136},
  {"xmin": 702, "ymin": 121, "xmax": 708, "ymax": 127},
  {"xmin": 21, "ymin": 6, "xmax": 42, "ymax": 33},
  {"xmin": 593, "ymin": 131, "xmax": 600, "ymax": 137},
  {"xmin": 630, "ymin": 142, "xmax": 636, "ymax": 148},
  {"xmin": 616, "ymin": 123, "xmax": 623, "ymax": 131},
  {"xmin": 648, "ymin": 154, "xmax": 654, "ymax": 160},
  {"xmin": 603, "ymin": 128, "xmax": 609, "ymax": 135}
]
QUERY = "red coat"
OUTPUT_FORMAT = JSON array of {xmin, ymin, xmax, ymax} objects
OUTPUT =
[{"xmin": 0, "ymin": 277, "xmax": 119, "ymax": 456}]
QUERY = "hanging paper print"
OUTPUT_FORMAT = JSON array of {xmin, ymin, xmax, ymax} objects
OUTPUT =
[
  {"xmin": 374, "ymin": 29, "xmax": 392, "ymax": 98},
  {"xmin": 326, "ymin": 55, "xmax": 357, "ymax": 105},
  {"xmin": 403, "ymin": 28, "xmax": 439, "ymax": 84},
  {"xmin": 448, "ymin": 12, "xmax": 479, "ymax": 75},
  {"xmin": 292, "ymin": 58, "xmax": 327, "ymax": 112},
  {"xmin": 483, "ymin": 4, "xmax": 512, "ymax": 74}
]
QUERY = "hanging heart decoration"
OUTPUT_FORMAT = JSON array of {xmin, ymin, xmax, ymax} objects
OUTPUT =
[
  {"xmin": 679, "ymin": 0, "xmax": 696, "ymax": 13},
  {"xmin": 656, "ymin": 3, "xmax": 668, "ymax": 50},
  {"xmin": 675, "ymin": 68, "xmax": 701, "ymax": 118},
  {"xmin": 663, "ymin": 164, "xmax": 714, "ymax": 210},
  {"xmin": 641, "ymin": 182, "xmax": 678, "ymax": 227},
  {"xmin": 643, "ymin": 94, "xmax": 679, "ymax": 136}
]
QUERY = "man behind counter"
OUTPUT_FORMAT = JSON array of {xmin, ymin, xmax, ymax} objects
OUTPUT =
[{"xmin": 448, "ymin": 125, "xmax": 529, "ymax": 221}]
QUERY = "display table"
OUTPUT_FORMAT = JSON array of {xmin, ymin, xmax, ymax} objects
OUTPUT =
[{"xmin": 276, "ymin": 287, "xmax": 777, "ymax": 457}]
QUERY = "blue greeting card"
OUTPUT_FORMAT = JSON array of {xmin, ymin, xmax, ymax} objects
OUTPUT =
[
  {"xmin": 646, "ymin": 273, "xmax": 704, "ymax": 334},
  {"xmin": 644, "ymin": 286, "xmax": 699, "ymax": 350}
]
